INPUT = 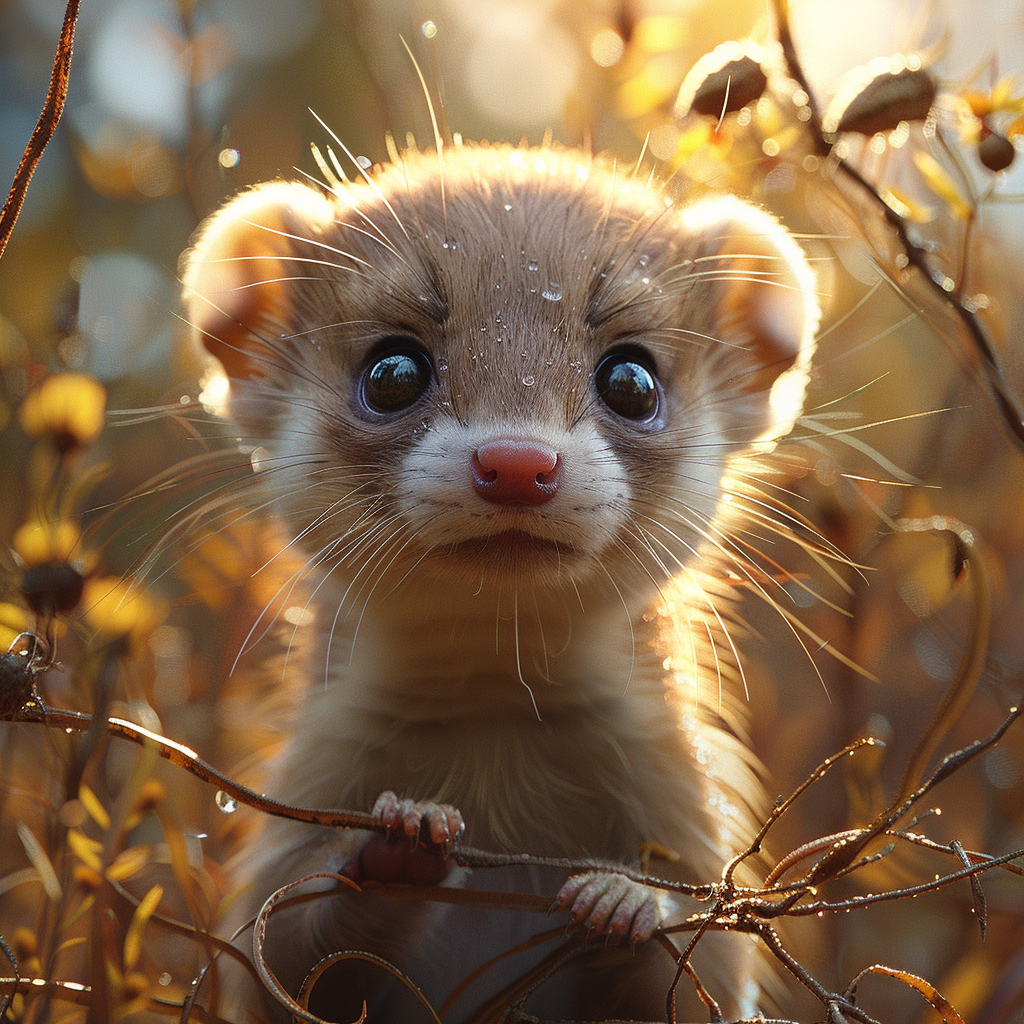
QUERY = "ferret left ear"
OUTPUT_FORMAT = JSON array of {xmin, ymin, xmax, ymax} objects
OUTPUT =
[
  {"xmin": 181, "ymin": 182, "xmax": 337, "ymax": 381},
  {"xmin": 683, "ymin": 196, "xmax": 820, "ymax": 441}
]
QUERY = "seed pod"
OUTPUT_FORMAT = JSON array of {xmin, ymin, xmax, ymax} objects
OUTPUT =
[
  {"xmin": 675, "ymin": 40, "xmax": 768, "ymax": 120},
  {"xmin": 823, "ymin": 55, "xmax": 936, "ymax": 136},
  {"xmin": 21, "ymin": 561, "xmax": 85, "ymax": 616},
  {"xmin": 978, "ymin": 130, "xmax": 1015, "ymax": 172}
]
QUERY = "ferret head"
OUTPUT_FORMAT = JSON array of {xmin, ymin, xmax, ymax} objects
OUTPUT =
[{"xmin": 181, "ymin": 143, "xmax": 818, "ymax": 607}]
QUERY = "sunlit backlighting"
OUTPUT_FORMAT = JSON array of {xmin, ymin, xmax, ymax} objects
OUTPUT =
[
  {"xmin": 199, "ymin": 368, "xmax": 230, "ymax": 416},
  {"xmin": 590, "ymin": 28, "xmax": 625, "ymax": 68}
]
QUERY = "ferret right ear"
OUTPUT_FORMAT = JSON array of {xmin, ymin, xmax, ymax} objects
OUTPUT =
[{"xmin": 181, "ymin": 182, "xmax": 336, "ymax": 380}]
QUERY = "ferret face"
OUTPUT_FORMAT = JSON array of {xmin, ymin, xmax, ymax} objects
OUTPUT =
[{"xmin": 182, "ymin": 144, "xmax": 818, "ymax": 603}]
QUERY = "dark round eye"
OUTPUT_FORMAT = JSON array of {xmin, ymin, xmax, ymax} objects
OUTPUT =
[
  {"xmin": 595, "ymin": 350, "xmax": 659, "ymax": 421},
  {"xmin": 362, "ymin": 344, "xmax": 432, "ymax": 413}
]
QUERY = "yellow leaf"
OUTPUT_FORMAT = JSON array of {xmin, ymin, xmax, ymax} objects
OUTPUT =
[
  {"xmin": 106, "ymin": 845, "xmax": 152, "ymax": 883},
  {"xmin": 17, "ymin": 824, "xmax": 61, "ymax": 900},
  {"xmin": 78, "ymin": 785, "xmax": 111, "ymax": 831},
  {"xmin": 66, "ymin": 829, "xmax": 104, "ymax": 872},
  {"xmin": 881, "ymin": 186, "xmax": 935, "ymax": 223},
  {"xmin": 123, "ymin": 884, "xmax": 163, "ymax": 970},
  {"xmin": 912, "ymin": 151, "xmax": 972, "ymax": 220}
]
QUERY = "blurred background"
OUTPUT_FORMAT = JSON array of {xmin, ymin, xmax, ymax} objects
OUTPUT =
[{"xmin": 1, "ymin": 0, "xmax": 1024, "ymax": 1021}]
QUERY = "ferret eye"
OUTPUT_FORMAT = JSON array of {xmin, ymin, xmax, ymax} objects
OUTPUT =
[
  {"xmin": 594, "ymin": 350, "xmax": 659, "ymax": 421},
  {"xmin": 362, "ymin": 343, "xmax": 432, "ymax": 413}
]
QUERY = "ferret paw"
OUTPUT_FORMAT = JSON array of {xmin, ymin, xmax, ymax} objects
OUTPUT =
[
  {"xmin": 371, "ymin": 790, "xmax": 464, "ymax": 850},
  {"xmin": 356, "ymin": 792, "xmax": 464, "ymax": 886},
  {"xmin": 553, "ymin": 872, "xmax": 663, "ymax": 944}
]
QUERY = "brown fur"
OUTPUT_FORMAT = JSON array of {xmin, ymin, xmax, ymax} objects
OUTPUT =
[{"xmin": 181, "ymin": 142, "xmax": 819, "ymax": 1021}]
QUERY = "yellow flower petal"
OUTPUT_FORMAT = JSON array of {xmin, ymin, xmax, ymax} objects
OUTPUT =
[
  {"xmin": 18, "ymin": 373, "xmax": 106, "ymax": 454},
  {"xmin": 912, "ymin": 151, "xmax": 972, "ymax": 220},
  {"xmin": 12, "ymin": 520, "xmax": 82, "ymax": 567},
  {"xmin": 81, "ymin": 578, "xmax": 167, "ymax": 649}
]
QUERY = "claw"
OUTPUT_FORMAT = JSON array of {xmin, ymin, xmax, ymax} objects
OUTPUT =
[{"xmin": 553, "ymin": 871, "xmax": 664, "ymax": 945}]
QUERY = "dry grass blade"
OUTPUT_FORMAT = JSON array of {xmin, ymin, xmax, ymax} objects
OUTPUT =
[{"xmin": 845, "ymin": 965, "xmax": 967, "ymax": 1024}]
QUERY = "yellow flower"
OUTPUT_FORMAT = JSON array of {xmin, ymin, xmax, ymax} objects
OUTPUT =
[
  {"xmin": 18, "ymin": 372, "xmax": 106, "ymax": 455},
  {"xmin": 13, "ymin": 519, "xmax": 82, "ymax": 567},
  {"xmin": 0, "ymin": 602, "xmax": 32, "ymax": 650},
  {"xmin": 81, "ymin": 577, "xmax": 166, "ymax": 650},
  {"xmin": 13, "ymin": 520, "xmax": 93, "ymax": 617}
]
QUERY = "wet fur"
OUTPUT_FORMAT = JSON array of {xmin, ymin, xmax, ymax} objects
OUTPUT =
[{"xmin": 181, "ymin": 142, "xmax": 820, "ymax": 1021}]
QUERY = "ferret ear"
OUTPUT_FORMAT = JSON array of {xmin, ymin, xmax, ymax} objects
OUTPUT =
[
  {"xmin": 683, "ymin": 196, "xmax": 820, "ymax": 441},
  {"xmin": 181, "ymin": 182, "xmax": 336, "ymax": 380}
]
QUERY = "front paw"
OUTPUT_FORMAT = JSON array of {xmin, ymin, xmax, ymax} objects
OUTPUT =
[
  {"xmin": 355, "ymin": 792, "xmax": 464, "ymax": 886},
  {"xmin": 553, "ymin": 872, "xmax": 664, "ymax": 944},
  {"xmin": 372, "ymin": 791, "xmax": 464, "ymax": 850}
]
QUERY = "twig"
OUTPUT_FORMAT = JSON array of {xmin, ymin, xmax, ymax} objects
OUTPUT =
[
  {"xmin": 770, "ymin": 0, "xmax": 1024, "ymax": 454},
  {"xmin": 0, "ymin": 0, "xmax": 81, "ymax": 262}
]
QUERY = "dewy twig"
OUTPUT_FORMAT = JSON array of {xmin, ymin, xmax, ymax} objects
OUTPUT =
[{"xmin": 0, "ymin": 0, "xmax": 81, "ymax": 262}]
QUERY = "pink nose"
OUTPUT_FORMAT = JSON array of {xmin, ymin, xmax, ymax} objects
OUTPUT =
[{"xmin": 470, "ymin": 439, "xmax": 563, "ymax": 506}]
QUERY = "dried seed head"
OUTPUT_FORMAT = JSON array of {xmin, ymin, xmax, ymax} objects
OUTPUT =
[
  {"xmin": 675, "ymin": 40, "xmax": 768, "ymax": 120},
  {"xmin": 978, "ymin": 130, "xmax": 1015, "ymax": 171},
  {"xmin": 823, "ymin": 55, "xmax": 935, "ymax": 136}
]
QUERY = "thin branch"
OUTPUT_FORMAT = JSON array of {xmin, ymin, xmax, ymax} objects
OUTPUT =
[{"xmin": 0, "ymin": 0, "xmax": 81, "ymax": 262}]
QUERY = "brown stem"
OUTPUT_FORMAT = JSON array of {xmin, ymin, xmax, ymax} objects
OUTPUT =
[{"xmin": 0, "ymin": 0, "xmax": 81, "ymax": 262}]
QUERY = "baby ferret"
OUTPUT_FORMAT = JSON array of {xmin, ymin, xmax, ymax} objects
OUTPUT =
[{"xmin": 181, "ymin": 141, "xmax": 819, "ymax": 1022}]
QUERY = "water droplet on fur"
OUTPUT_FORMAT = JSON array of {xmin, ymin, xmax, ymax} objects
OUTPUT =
[
  {"xmin": 437, "ymin": 362, "xmax": 448, "ymax": 372},
  {"xmin": 158, "ymin": 973, "xmax": 172, "ymax": 986},
  {"xmin": 542, "ymin": 281, "xmax": 562, "ymax": 301},
  {"xmin": 527, "ymin": 259, "xmax": 539, "ymax": 272},
  {"xmin": 504, "ymin": 203, "xmax": 512, "ymax": 211},
  {"xmin": 250, "ymin": 446, "xmax": 269, "ymax": 473},
  {"xmin": 638, "ymin": 252, "xmax": 650, "ymax": 267},
  {"xmin": 522, "ymin": 375, "xmax": 535, "ymax": 387},
  {"xmin": 218, "ymin": 148, "xmax": 240, "ymax": 168},
  {"xmin": 421, "ymin": 20, "xmax": 437, "ymax": 38},
  {"xmin": 356, "ymin": 155, "xmax": 371, "ymax": 169},
  {"xmin": 215, "ymin": 791, "xmax": 238, "ymax": 813}
]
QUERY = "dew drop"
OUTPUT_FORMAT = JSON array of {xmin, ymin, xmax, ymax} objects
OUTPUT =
[
  {"xmin": 527, "ymin": 259, "xmax": 539, "ymax": 272},
  {"xmin": 158, "ymin": 973, "xmax": 172, "ymax": 987},
  {"xmin": 421, "ymin": 19, "xmax": 437, "ymax": 38},
  {"xmin": 638, "ymin": 252, "xmax": 650, "ymax": 267},
  {"xmin": 356, "ymin": 155, "xmax": 372, "ymax": 169},
  {"xmin": 218, "ymin": 148, "xmax": 240, "ymax": 169},
  {"xmin": 503, "ymin": 203, "xmax": 512, "ymax": 211},
  {"xmin": 215, "ymin": 791, "xmax": 238, "ymax": 814},
  {"xmin": 437, "ymin": 362, "xmax": 448, "ymax": 372},
  {"xmin": 541, "ymin": 281, "xmax": 562, "ymax": 301},
  {"xmin": 250, "ymin": 446, "xmax": 269, "ymax": 473},
  {"xmin": 522, "ymin": 375, "xmax": 535, "ymax": 387}
]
